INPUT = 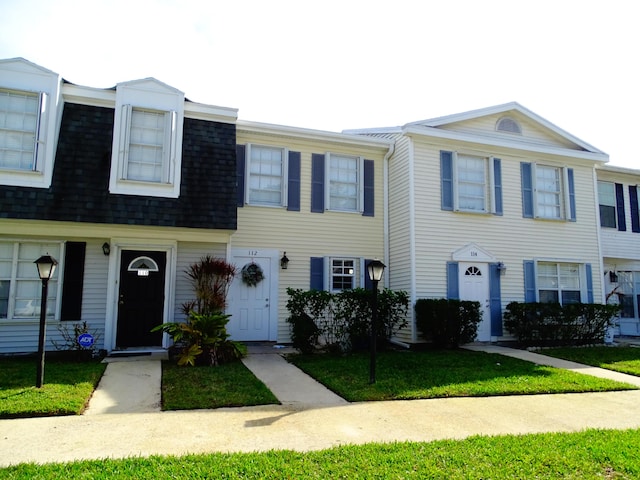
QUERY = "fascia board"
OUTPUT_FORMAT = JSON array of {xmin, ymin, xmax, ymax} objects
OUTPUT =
[
  {"xmin": 597, "ymin": 164, "xmax": 640, "ymax": 176},
  {"xmin": 403, "ymin": 125, "xmax": 609, "ymax": 163},
  {"xmin": 237, "ymin": 120, "xmax": 394, "ymax": 149},
  {"xmin": 184, "ymin": 101, "xmax": 238, "ymax": 123}
]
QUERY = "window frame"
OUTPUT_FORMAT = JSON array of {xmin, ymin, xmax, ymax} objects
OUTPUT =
[
  {"xmin": 0, "ymin": 58, "xmax": 61, "ymax": 189},
  {"xmin": 245, "ymin": 143, "xmax": 289, "ymax": 207},
  {"xmin": 598, "ymin": 181, "xmax": 617, "ymax": 228},
  {"xmin": 532, "ymin": 164, "xmax": 571, "ymax": 220},
  {"xmin": 109, "ymin": 79, "xmax": 184, "ymax": 198},
  {"xmin": 326, "ymin": 152, "xmax": 364, "ymax": 213},
  {"xmin": 0, "ymin": 241, "xmax": 64, "ymax": 322},
  {"xmin": 451, "ymin": 152, "xmax": 499, "ymax": 214},
  {"xmin": 329, "ymin": 257, "xmax": 357, "ymax": 292},
  {"xmin": 536, "ymin": 261, "xmax": 584, "ymax": 305}
]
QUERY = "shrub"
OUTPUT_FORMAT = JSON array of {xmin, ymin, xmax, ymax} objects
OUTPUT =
[
  {"xmin": 285, "ymin": 287, "xmax": 409, "ymax": 353},
  {"xmin": 503, "ymin": 302, "xmax": 621, "ymax": 346},
  {"xmin": 415, "ymin": 298, "xmax": 482, "ymax": 348}
]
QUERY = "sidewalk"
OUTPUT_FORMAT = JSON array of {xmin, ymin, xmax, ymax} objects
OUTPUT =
[{"xmin": 1, "ymin": 345, "xmax": 640, "ymax": 467}]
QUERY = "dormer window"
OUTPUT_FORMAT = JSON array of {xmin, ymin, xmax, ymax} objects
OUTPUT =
[
  {"xmin": 496, "ymin": 116, "xmax": 522, "ymax": 135},
  {"xmin": 0, "ymin": 58, "xmax": 61, "ymax": 189},
  {"xmin": 109, "ymin": 79, "xmax": 184, "ymax": 198}
]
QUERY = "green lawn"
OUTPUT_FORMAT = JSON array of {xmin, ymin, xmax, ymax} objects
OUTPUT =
[
  {"xmin": 0, "ymin": 358, "xmax": 107, "ymax": 418},
  {"xmin": 2, "ymin": 428, "xmax": 639, "ymax": 479},
  {"xmin": 161, "ymin": 360, "xmax": 278, "ymax": 410},
  {"xmin": 541, "ymin": 346, "xmax": 640, "ymax": 377},
  {"xmin": 287, "ymin": 349, "xmax": 637, "ymax": 401}
]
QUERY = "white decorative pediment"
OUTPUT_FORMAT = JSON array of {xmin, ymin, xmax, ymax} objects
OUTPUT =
[{"xmin": 452, "ymin": 243, "xmax": 497, "ymax": 262}]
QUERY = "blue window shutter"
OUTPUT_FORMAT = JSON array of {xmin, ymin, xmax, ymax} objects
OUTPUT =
[
  {"xmin": 524, "ymin": 260, "xmax": 536, "ymax": 302},
  {"xmin": 489, "ymin": 263, "xmax": 503, "ymax": 336},
  {"xmin": 446, "ymin": 261, "xmax": 459, "ymax": 299},
  {"xmin": 615, "ymin": 183, "xmax": 626, "ymax": 231},
  {"xmin": 236, "ymin": 144, "xmax": 246, "ymax": 207},
  {"xmin": 567, "ymin": 168, "xmax": 576, "ymax": 221},
  {"xmin": 493, "ymin": 158, "xmax": 503, "ymax": 215},
  {"xmin": 440, "ymin": 151, "xmax": 454, "ymax": 211},
  {"xmin": 363, "ymin": 159, "xmax": 374, "ymax": 217},
  {"xmin": 586, "ymin": 264, "xmax": 594, "ymax": 303},
  {"xmin": 60, "ymin": 242, "xmax": 86, "ymax": 321},
  {"xmin": 364, "ymin": 259, "xmax": 374, "ymax": 290},
  {"xmin": 287, "ymin": 151, "xmax": 301, "ymax": 211},
  {"xmin": 310, "ymin": 257, "xmax": 324, "ymax": 290},
  {"xmin": 311, "ymin": 154, "xmax": 325, "ymax": 213},
  {"xmin": 521, "ymin": 163, "xmax": 534, "ymax": 218},
  {"xmin": 629, "ymin": 186, "xmax": 640, "ymax": 233}
]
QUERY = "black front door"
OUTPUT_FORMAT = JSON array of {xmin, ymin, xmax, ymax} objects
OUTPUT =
[{"xmin": 116, "ymin": 250, "xmax": 166, "ymax": 348}]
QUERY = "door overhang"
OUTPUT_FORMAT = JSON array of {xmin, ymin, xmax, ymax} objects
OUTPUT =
[{"xmin": 452, "ymin": 243, "xmax": 497, "ymax": 263}]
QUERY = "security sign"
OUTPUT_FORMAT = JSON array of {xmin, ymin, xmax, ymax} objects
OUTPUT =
[{"xmin": 77, "ymin": 333, "xmax": 94, "ymax": 348}]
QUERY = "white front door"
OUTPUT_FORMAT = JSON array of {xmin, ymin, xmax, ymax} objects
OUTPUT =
[
  {"xmin": 459, "ymin": 262, "xmax": 491, "ymax": 341},
  {"xmin": 227, "ymin": 255, "xmax": 273, "ymax": 341}
]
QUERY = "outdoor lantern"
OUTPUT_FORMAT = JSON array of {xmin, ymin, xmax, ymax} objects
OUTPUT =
[
  {"xmin": 34, "ymin": 254, "xmax": 58, "ymax": 388},
  {"xmin": 280, "ymin": 252, "xmax": 289, "ymax": 270},
  {"xmin": 102, "ymin": 242, "xmax": 111, "ymax": 256},
  {"xmin": 366, "ymin": 259, "xmax": 386, "ymax": 384},
  {"xmin": 367, "ymin": 259, "xmax": 386, "ymax": 283}
]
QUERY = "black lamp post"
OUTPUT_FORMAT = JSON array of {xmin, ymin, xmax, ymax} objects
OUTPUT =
[
  {"xmin": 34, "ymin": 254, "xmax": 58, "ymax": 388},
  {"xmin": 367, "ymin": 259, "xmax": 386, "ymax": 384}
]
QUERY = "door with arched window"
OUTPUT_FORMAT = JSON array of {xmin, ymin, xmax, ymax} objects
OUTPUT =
[
  {"xmin": 459, "ymin": 262, "xmax": 491, "ymax": 341},
  {"xmin": 116, "ymin": 250, "xmax": 166, "ymax": 348}
]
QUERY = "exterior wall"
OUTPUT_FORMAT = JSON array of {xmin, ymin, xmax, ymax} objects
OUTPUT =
[
  {"xmin": 233, "ymin": 129, "xmax": 389, "ymax": 342},
  {"xmin": 0, "ymin": 103, "xmax": 238, "ymax": 230}
]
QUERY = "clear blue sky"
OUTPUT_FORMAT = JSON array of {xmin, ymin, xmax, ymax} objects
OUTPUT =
[{"xmin": 1, "ymin": 0, "xmax": 637, "ymax": 169}]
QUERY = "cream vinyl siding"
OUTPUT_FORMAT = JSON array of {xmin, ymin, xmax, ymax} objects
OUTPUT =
[
  {"xmin": 235, "ymin": 131, "xmax": 387, "ymax": 342},
  {"xmin": 410, "ymin": 139, "xmax": 603, "ymax": 310},
  {"xmin": 435, "ymin": 114, "xmax": 579, "ymax": 150},
  {"xmin": 597, "ymin": 170, "xmax": 640, "ymax": 261}
]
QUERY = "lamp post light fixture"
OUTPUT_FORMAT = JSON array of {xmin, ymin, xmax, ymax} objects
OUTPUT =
[
  {"xmin": 34, "ymin": 254, "xmax": 58, "ymax": 388},
  {"xmin": 280, "ymin": 252, "xmax": 289, "ymax": 270},
  {"xmin": 366, "ymin": 259, "xmax": 386, "ymax": 384}
]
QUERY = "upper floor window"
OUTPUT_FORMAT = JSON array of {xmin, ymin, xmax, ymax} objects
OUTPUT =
[
  {"xmin": 598, "ymin": 181, "xmax": 617, "ymax": 228},
  {"xmin": 521, "ymin": 162, "xmax": 575, "ymax": 221},
  {"xmin": 0, "ymin": 57, "xmax": 61, "ymax": 189},
  {"xmin": 328, "ymin": 153, "xmax": 362, "ymax": 212},
  {"xmin": 441, "ymin": 151, "xmax": 502, "ymax": 215},
  {"xmin": 247, "ymin": 144, "xmax": 286, "ymax": 206},
  {"xmin": 537, "ymin": 262, "xmax": 581, "ymax": 305},
  {"xmin": 109, "ymin": 79, "xmax": 184, "ymax": 198}
]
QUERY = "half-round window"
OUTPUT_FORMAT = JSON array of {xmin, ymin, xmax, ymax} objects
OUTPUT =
[
  {"xmin": 464, "ymin": 266, "xmax": 482, "ymax": 276},
  {"xmin": 127, "ymin": 256, "xmax": 159, "ymax": 272},
  {"xmin": 496, "ymin": 116, "xmax": 522, "ymax": 134}
]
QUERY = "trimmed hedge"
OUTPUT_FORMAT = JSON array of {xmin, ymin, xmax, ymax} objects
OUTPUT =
[
  {"xmin": 415, "ymin": 298, "xmax": 482, "ymax": 348},
  {"xmin": 286, "ymin": 287, "xmax": 409, "ymax": 353},
  {"xmin": 503, "ymin": 302, "xmax": 620, "ymax": 346}
]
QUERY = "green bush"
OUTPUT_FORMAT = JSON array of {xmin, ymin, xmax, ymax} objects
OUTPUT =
[
  {"xmin": 415, "ymin": 298, "xmax": 481, "ymax": 348},
  {"xmin": 285, "ymin": 287, "xmax": 409, "ymax": 353},
  {"xmin": 503, "ymin": 302, "xmax": 620, "ymax": 346}
]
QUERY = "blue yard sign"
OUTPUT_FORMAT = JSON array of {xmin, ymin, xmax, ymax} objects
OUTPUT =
[{"xmin": 77, "ymin": 333, "xmax": 94, "ymax": 348}]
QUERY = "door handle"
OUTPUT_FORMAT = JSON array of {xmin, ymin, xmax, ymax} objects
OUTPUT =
[{"xmin": 119, "ymin": 294, "xmax": 124, "ymax": 306}]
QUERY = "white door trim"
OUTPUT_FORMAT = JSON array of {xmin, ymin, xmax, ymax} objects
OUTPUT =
[{"xmin": 458, "ymin": 261, "xmax": 491, "ymax": 342}]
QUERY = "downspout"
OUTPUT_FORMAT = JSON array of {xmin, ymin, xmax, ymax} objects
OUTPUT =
[
  {"xmin": 592, "ymin": 165, "xmax": 606, "ymax": 305},
  {"xmin": 383, "ymin": 139, "xmax": 395, "ymax": 287}
]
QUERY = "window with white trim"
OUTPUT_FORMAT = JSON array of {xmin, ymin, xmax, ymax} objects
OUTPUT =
[
  {"xmin": 617, "ymin": 272, "xmax": 640, "ymax": 319},
  {"xmin": 0, "ymin": 241, "xmax": 62, "ymax": 320},
  {"xmin": 247, "ymin": 144, "xmax": 287, "ymax": 206},
  {"xmin": 597, "ymin": 181, "xmax": 617, "ymax": 228},
  {"xmin": 328, "ymin": 153, "xmax": 362, "ymax": 212},
  {"xmin": 449, "ymin": 152, "xmax": 501, "ymax": 214},
  {"xmin": 535, "ymin": 165, "xmax": 563, "ymax": 219},
  {"xmin": 0, "ymin": 89, "xmax": 43, "ymax": 172},
  {"xmin": 109, "ymin": 79, "xmax": 184, "ymax": 198},
  {"xmin": 537, "ymin": 262, "xmax": 581, "ymax": 305},
  {"xmin": 331, "ymin": 258, "xmax": 356, "ymax": 291}
]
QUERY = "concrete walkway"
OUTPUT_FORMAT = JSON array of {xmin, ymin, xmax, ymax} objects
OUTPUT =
[{"xmin": 1, "ymin": 345, "xmax": 640, "ymax": 467}]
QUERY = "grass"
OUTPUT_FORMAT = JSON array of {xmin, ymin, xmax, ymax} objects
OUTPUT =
[
  {"xmin": 287, "ymin": 349, "xmax": 637, "ymax": 401},
  {"xmin": 161, "ymin": 360, "xmax": 278, "ymax": 410},
  {"xmin": 541, "ymin": 346, "xmax": 640, "ymax": 377},
  {"xmin": 0, "ymin": 357, "xmax": 107, "ymax": 418},
  {"xmin": 1, "ymin": 428, "xmax": 639, "ymax": 478}
]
